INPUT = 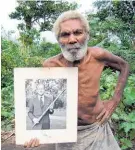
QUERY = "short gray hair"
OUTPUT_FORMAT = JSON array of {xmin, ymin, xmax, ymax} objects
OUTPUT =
[{"xmin": 52, "ymin": 10, "xmax": 90, "ymax": 40}]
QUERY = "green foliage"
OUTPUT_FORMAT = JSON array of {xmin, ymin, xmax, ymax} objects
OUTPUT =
[
  {"xmin": 90, "ymin": 0, "xmax": 135, "ymax": 75},
  {"xmin": 120, "ymin": 138, "xmax": 133, "ymax": 150},
  {"xmin": 9, "ymin": 1, "xmax": 78, "ymax": 31},
  {"xmin": 44, "ymin": 44, "xmax": 61, "ymax": 59},
  {"xmin": 27, "ymin": 42, "xmax": 61, "ymax": 58},
  {"xmin": 1, "ymin": 38, "xmax": 18, "ymax": 51},
  {"xmin": 100, "ymin": 69, "xmax": 118, "ymax": 99},
  {"xmin": 88, "ymin": 16, "xmax": 135, "ymax": 73},
  {"xmin": 106, "ymin": 45, "xmax": 135, "ymax": 73},
  {"xmin": 1, "ymin": 38, "xmax": 61, "ymax": 131},
  {"xmin": 94, "ymin": 1, "xmax": 135, "ymax": 24},
  {"xmin": 100, "ymin": 69, "xmax": 135, "ymax": 150},
  {"xmin": 1, "ymin": 39, "xmax": 44, "ymax": 88},
  {"xmin": 112, "ymin": 1, "xmax": 135, "ymax": 23},
  {"xmin": 18, "ymin": 28, "xmax": 40, "ymax": 46},
  {"xmin": 1, "ymin": 85, "xmax": 14, "ymax": 131},
  {"xmin": 9, "ymin": 0, "xmax": 78, "ymax": 47}
]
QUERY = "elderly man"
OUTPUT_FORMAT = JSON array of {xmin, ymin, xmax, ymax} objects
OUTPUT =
[
  {"xmin": 28, "ymin": 83, "xmax": 54, "ymax": 130},
  {"xmin": 25, "ymin": 10, "xmax": 129, "ymax": 149}
]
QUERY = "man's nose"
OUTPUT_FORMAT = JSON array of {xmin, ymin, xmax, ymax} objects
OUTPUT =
[{"xmin": 68, "ymin": 34, "xmax": 77, "ymax": 44}]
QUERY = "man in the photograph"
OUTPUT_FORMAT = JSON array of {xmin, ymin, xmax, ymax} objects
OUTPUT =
[
  {"xmin": 28, "ymin": 83, "xmax": 54, "ymax": 130},
  {"xmin": 25, "ymin": 10, "xmax": 129, "ymax": 149}
]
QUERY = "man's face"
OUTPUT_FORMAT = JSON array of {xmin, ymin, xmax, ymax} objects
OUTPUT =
[
  {"xmin": 58, "ymin": 19, "xmax": 89, "ymax": 62},
  {"xmin": 37, "ymin": 84, "xmax": 45, "ymax": 96}
]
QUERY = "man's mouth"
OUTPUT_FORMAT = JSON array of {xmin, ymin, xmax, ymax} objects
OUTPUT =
[{"xmin": 68, "ymin": 47, "xmax": 80, "ymax": 52}]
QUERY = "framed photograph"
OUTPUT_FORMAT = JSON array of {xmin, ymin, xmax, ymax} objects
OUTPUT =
[{"xmin": 14, "ymin": 67, "xmax": 78, "ymax": 145}]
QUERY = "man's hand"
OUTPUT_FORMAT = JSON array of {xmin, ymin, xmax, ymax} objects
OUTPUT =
[
  {"xmin": 49, "ymin": 108, "xmax": 54, "ymax": 114},
  {"xmin": 33, "ymin": 118, "xmax": 40, "ymax": 124},
  {"xmin": 24, "ymin": 138, "xmax": 40, "ymax": 148},
  {"xmin": 49, "ymin": 105, "xmax": 54, "ymax": 109},
  {"xmin": 96, "ymin": 100, "xmax": 118, "ymax": 125}
]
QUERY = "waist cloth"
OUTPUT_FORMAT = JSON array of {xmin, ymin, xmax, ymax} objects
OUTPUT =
[{"xmin": 56, "ymin": 121, "xmax": 121, "ymax": 150}]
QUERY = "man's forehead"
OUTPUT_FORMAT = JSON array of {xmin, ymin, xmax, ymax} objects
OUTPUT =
[{"xmin": 60, "ymin": 19, "xmax": 84, "ymax": 32}]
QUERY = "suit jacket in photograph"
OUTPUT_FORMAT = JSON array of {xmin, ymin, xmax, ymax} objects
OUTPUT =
[{"xmin": 28, "ymin": 93, "xmax": 54, "ymax": 129}]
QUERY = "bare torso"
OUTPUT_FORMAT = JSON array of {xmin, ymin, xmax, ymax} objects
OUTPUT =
[{"xmin": 43, "ymin": 47, "xmax": 106, "ymax": 125}]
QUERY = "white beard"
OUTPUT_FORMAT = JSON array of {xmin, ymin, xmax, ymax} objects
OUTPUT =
[{"xmin": 60, "ymin": 38, "xmax": 88, "ymax": 62}]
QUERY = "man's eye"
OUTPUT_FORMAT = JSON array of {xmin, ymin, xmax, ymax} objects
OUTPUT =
[
  {"xmin": 60, "ymin": 32, "xmax": 70, "ymax": 38},
  {"xmin": 73, "ymin": 30, "xmax": 83, "ymax": 36}
]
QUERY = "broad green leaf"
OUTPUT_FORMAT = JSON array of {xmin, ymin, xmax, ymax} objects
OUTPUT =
[
  {"xmin": 120, "ymin": 138, "xmax": 133, "ymax": 149},
  {"xmin": 124, "ymin": 88, "xmax": 135, "ymax": 105},
  {"xmin": 112, "ymin": 113, "xmax": 119, "ymax": 120},
  {"xmin": 120, "ymin": 122, "xmax": 134, "ymax": 133},
  {"xmin": 128, "ymin": 111, "xmax": 135, "ymax": 122}
]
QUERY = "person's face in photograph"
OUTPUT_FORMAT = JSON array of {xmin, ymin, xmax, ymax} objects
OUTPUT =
[{"xmin": 36, "ymin": 84, "xmax": 45, "ymax": 96}]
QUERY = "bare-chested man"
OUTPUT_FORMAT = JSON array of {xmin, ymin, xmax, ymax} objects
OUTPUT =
[{"xmin": 24, "ymin": 10, "xmax": 129, "ymax": 150}]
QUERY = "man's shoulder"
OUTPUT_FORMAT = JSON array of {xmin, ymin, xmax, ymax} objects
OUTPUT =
[
  {"xmin": 29, "ymin": 94, "xmax": 37, "ymax": 103},
  {"xmin": 28, "ymin": 96, "xmax": 35, "ymax": 107},
  {"xmin": 88, "ymin": 46, "xmax": 107, "ymax": 60},
  {"xmin": 42, "ymin": 53, "xmax": 63, "ymax": 67}
]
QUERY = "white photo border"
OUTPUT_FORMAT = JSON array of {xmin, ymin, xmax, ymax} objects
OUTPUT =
[{"xmin": 14, "ymin": 67, "xmax": 78, "ymax": 145}]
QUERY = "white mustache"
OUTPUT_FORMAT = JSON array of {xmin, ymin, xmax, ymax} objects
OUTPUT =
[{"xmin": 61, "ymin": 43, "xmax": 81, "ymax": 51}]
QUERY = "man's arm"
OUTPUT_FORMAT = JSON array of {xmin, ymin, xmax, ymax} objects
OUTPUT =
[
  {"xmin": 28, "ymin": 99, "xmax": 35, "ymax": 121},
  {"xmin": 28, "ymin": 99, "xmax": 40, "ymax": 125},
  {"xmin": 94, "ymin": 48, "xmax": 130, "ymax": 124}
]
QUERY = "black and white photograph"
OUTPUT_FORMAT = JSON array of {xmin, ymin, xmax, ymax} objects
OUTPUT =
[
  {"xmin": 25, "ymin": 79, "xmax": 67, "ymax": 130},
  {"xmin": 14, "ymin": 67, "xmax": 78, "ymax": 144}
]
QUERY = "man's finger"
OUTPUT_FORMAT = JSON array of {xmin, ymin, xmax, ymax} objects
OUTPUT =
[
  {"xmin": 96, "ymin": 109, "xmax": 106, "ymax": 120},
  {"xmin": 99, "ymin": 114, "xmax": 108, "ymax": 125},
  {"xmin": 35, "ymin": 138, "xmax": 40, "ymax": 147},
  {"xmin": 31, "ymin": 138, "xmax": 37, "ymax": 148},
  {"xmin": 24, "ymin": 141, "xmax": 28, "ymax": 148},
  {"xmin": 27, "ymin": 138, "xmax": 34, "ymax": 148}
]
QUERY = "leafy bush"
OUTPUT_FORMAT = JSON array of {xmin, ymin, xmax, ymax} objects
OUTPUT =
[
  {"xmin": 107, "ymin": 45, "xmax": 135, "ymax": 73},
  {"xmin": 1, "ymin": 85, "xmax": 14, "ymax": 131},
  {"xmin": 100, "ymin": 69, "xmax": 135, "ymax": 150},
  {"xmin": 1, "ymin": 38, "xmax": 18, "ymax": 51},
  {"xmin": 1, "ymin": 47, "xmax": 43, "ymax": 88},
  {"xmin": 88, "ymin": 15, "xmax": 135, "ymax": 73},
  {"xmin": 1, "ymin": 38, "xmax": 61, "ymax": 131},
  {"xmin": 44, "ymin": 45, "xmax": 61, "ymax": 59}
]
